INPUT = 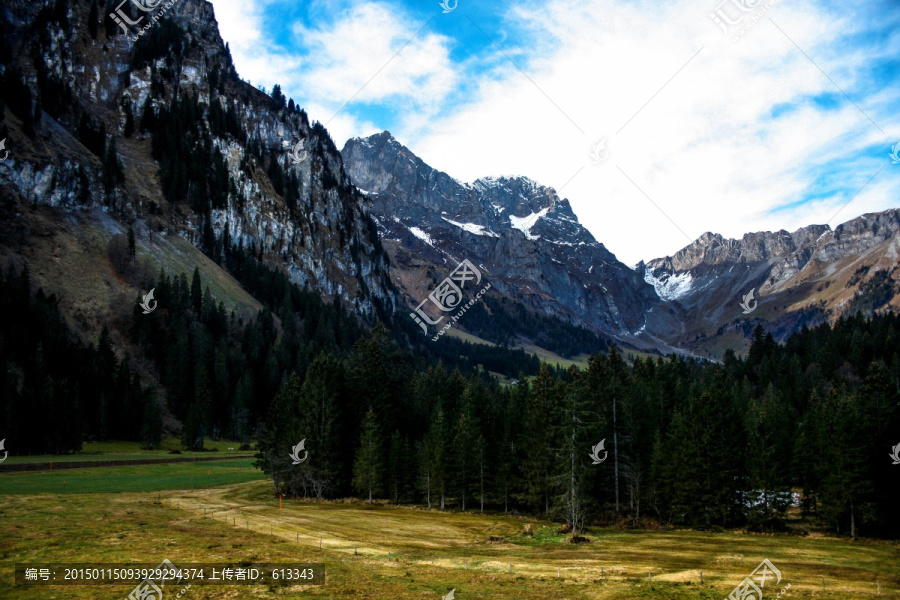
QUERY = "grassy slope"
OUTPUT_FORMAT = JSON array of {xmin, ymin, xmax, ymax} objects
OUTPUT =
[
  {"xmin": 0, "ymin": 205, "xmax": 262, "ymax": 348},
  {"xmin": 147, "ymin": 233, "xmax": 263, "ymax": 317},
  {"xmin": 447, "ymin": 328, "xmax": 661, "ymax": 372},
  {"xmin": 1, "ymin": 465, "xmax": 897, "ymax": 600},
  {"xmin": 446, "ymin": 328, "xmax": 594, "ymax": 371}
]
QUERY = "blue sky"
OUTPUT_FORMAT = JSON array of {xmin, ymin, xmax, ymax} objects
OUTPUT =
[{"xmin": 209, "ymin": 0, "xmax": 900, "ymax": 265}]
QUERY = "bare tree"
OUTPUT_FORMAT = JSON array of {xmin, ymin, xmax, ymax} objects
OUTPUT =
[{"xmin": 622, "ymin": 456, "xmax": 644, "ymax": 523}]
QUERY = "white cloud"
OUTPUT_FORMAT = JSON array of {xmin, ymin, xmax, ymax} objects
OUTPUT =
[
  {"xmin": 208, "ymin": 0, "xmax": 458, "ymax": 150},
  {"xmin": 293, "ymin": 3, "xmax": 457, "ymax": 108},
  {"xmin": 407, "ymin": 0, "xmax": 900, "ymax": 264},
  {"xmin": 207, "ymin": 0, "xmax": 299, "ymax": 87},
  {"xmin": 208, "ymin": 0, "xmax": 900, "ymax": 265}
]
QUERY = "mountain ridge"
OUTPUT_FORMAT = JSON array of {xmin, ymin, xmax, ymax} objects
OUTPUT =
[
  {"xmin": 343, "ymin": 130, "xmax": 900, "ymax": 358},
  {"xmin": 342, "ymin": 131, "xmax": 686, "ymax": 353}
]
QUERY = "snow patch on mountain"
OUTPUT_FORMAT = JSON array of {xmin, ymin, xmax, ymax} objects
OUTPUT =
[
  {"xmin": 510, "ymin": 207, "xmax": 549, "ymax": 241},
  {"xmin": 644, "ymin": 269, "xmax": 693, "ymax": 301},
  {"xmin": 408, "ymin": 226, "xmax": 434, "ymax": 247},
  {"xmin": 441, "ymin": 217, "xmax": 500, "ymax": 237}
]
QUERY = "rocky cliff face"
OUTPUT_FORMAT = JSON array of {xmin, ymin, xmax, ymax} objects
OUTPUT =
[
  {"xmin": 342, "ymin": 132, "xmax": 683, "ymax": 351},
  {"xmin": 0, "ymin": 0, "xmax": 397, "ymax": 323}
]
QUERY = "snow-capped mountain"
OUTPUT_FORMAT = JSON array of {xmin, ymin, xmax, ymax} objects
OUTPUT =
[
  {"xmin": 342, "ymin": 132, "xmax": 682, "ymax": 351},
  {"xmin": 343, "ymin": 132, "xmax": 900, "ymax": 358}
]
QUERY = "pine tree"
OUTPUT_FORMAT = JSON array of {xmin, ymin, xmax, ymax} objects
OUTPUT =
[
  {"xmin": 295, "ymin": 352, "xmax": 345, "ymax": 499},
  {"xmin": 141, "ymin": 393, "xmax": 162, "ymax": 449},
  {"xmin": 522, "ymin": 364, "xmax": 562, "ymax": 515},
  {"xmin": 744, "ymin": 383, "xmax": 796, "ymax": 529},
  {"xmin": 191, "ymin": 267, "xmax": 202, "ymax": 314},
  {"xmin": 102, "ymin": 137, "xmax": 125, "ymax": 193},
  {"xmin": 88, "ymin": 0, "xmax": 99, "ymax": 39},
  {"xmin": 127, "ymin": 226, "xmax": 136, "ymax": 260},
  {"xmin": 552, "ymin": 367, "xmax": 597, "ymax": 535},
  {"xmin": 182, "ymin": 368, "xmax": 211, "ymax": 450},
  {"xmin": 388, "ymin": 430, "xmax": 403, "ymax": 503},
  {"xmin": 271, "ymin": 84, "xmax": 285, "ymax": 107},
  {"xmin": 353, "ymin": 408, "xmax": 383, "ymax": 503},
  {"xmin": 423, "ymin": 408, "xmax": 449, "ymax": 509},
  {"xmin": 453, "ymin": 410, "xmax": 477, "ymax": 511},
  {"xmin": 255, "ymin": 372, "xmax": 303, "ymax": 495}
]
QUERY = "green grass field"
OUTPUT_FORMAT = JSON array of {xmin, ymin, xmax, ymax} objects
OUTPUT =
[
  {"xmin": 1, "ymin": 456, "xmax": 898, "ymax": 599},
  {"xmin": 0, "ymin": 459, "xmax": 263, "ymax": 494},
  {"xmin": 2, "ymin": 438, "xmax": 253, "ymax": 465}
]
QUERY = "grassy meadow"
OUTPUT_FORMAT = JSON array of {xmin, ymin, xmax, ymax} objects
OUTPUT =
[
  {"xmin": 2, "ymin": 438, "xmax": 254, "ymax": 465},
  {"xmin": 1, "ymin": 453, "xmax": 898, "ymax": 599}
]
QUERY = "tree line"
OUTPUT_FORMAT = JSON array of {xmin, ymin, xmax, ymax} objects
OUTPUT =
[
  {"xmin": 0, "ymin": 232, "xmax": 540, "ymax": 454},
  {"xmin": 3, "ymin": 247, "xmax": 897, "ymax": 539},
  {"xmin": 0, "ymin": 265, "xmax": 154, "ymax": 453},
  {"xmin": 257, "ymin": 314, "xmax": 900, "ymax": 539}
]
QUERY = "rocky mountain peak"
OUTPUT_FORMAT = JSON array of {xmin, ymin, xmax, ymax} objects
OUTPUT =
[{"xmin": 342, "ymin": 132, "xmax": 683, "ymax": 350}]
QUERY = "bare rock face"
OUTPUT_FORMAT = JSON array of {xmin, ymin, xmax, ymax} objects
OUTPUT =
[
  {"xmin": 342, "ymin": 132, "xmax": 683, "ymax": 350},
  {"xmin": 0, "ymin": 0, "xmax": 397, "ymax": 320}
]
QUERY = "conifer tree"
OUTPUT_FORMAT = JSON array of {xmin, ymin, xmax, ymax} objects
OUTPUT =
[
  {"xmin": 191, "ymin": 267, "xmax": 202, "ymax": 314},
  {"xmin": 353, "ymin": 408, "xmax": 383, "ymax": 503},
  {"xmin": 255, "ymin": 372, "xmax": 303, "ymax": 494}
]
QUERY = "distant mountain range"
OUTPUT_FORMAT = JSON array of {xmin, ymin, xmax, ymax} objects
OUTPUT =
[
  {"xmin": 343, "ymin": 132, "xmax": 900, "ymax": 358},
  {"xmin": 0, "ymin": 0, "xmax": 896, "ymax": 365},
  {"xmin": 641, "ymin": 209, "xmax": 900, "ymax": 356}
]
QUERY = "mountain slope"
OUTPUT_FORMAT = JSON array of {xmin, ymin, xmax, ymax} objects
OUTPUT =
[
  {"xmin": 0, "ymin": 0, "xmax": 397, "ymax": 343},
  {"xmin": 342, "ymin": 131, "xmax": 683, "ymax": 352}
]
